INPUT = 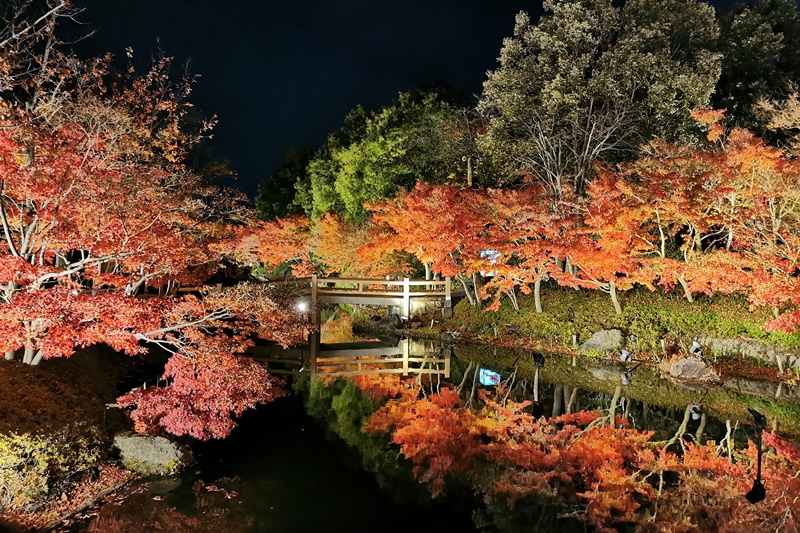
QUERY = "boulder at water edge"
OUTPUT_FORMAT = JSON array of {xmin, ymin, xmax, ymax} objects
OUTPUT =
[
  {"xmin": 377, "ymin": 313, "xmax": 403, "ymax": 329},
  {"xmin": 579, "ymin": 329, "xmax": 625, "ymax": 353},
  {"xmin": 666, "ymin": 357, "xmax": 721, "ymax": 385},
  {"xmin": 113, "ymin": 431, "xmax": 193, "ymax": 475}
]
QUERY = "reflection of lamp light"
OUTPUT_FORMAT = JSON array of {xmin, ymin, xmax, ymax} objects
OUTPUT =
[
  {"xmin": 296, "ymin": 301, "xmax": 309, "ymax": 313},
  {"xmin": 746, "ymin": 407, "xmax": 767, "ymax": 504}
]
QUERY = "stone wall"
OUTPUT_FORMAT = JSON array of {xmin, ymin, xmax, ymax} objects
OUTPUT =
[{"xmin": 696, "ymin": 335, "xmax": 800, "ymax": 372}]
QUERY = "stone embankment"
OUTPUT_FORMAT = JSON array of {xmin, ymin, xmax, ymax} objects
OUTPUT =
[{"xmin": 696, "ymin": 335, "xmax": 800, "ymax": 372}]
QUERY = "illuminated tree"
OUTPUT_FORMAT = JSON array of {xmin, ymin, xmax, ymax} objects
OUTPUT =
[
  {"xmin": 478, "ymin": 0, "xmax": 721, "ymax": 194},
  {"xmin": 365, "ymin": 183, "xmax": 489, "ymax": 305},
  {"xmin": 480, "ymin": 185, "xmax": 565, "ymax": 312}
]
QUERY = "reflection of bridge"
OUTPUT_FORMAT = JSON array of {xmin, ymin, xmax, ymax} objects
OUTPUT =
[
  {"xmin": 295, "ymin": 275, "xmax": 452, "ymax": 379},
  {"xmin": 247, "ymin": 337, "xmax": 451, "ymax": 381}
]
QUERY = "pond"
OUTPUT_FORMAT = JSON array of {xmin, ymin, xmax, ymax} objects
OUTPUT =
[
  {"xmin": 69, "ymin": 395, "xmax": 475, "ymax": 533},
  {"xmin": 67, "ymin": 330, "xmax": 800, "ymax": 532}
]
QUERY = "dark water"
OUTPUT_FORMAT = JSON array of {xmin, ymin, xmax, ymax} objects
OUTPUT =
[
  {"xmin": 64, "ymin": 339, "xmax": 800, "ymax": 532},
  {"xmin": 70, "ymin": 395, "xmax": 475, "ymax": 533}
]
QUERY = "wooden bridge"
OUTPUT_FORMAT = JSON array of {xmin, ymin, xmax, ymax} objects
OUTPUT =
[
  {"xmin": 179, "ymin": 275, "xmax": 455, "ymax": 381},
  {"xmin": 167, "ymin": 275, "xmax": 454, "ymax": 320},
  {"xmin": 298, "ymin": 275, "xmax": 452, "ymax": 319}
]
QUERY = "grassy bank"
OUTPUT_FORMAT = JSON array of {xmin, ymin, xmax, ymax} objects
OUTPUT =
[{"xmin": 449, "ymin": 283, "xmax": 800, "ymax": 356}]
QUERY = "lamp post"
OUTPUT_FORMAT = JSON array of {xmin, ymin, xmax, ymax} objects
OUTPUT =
[
  {"xmin": 746, "ymin": 407, "xmax": 767, "ymax": 504},
  {"xmin": 296, "ymin": 300, "xmax": 310, "ymax": 345}
]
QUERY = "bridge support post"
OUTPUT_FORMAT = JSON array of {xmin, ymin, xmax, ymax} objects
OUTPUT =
[
  {"xmin": 443, "ymin": 277, "xmax": 452, "ymax": 318},
  {"xmin": 402, "ymin": 277, "xmax": 410, "ymax": 319},
  {"xmin": 310, "ymin": 274, "xmax": 319, "ymax": 381}
]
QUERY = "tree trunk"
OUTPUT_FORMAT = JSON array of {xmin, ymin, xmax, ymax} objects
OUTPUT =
[
  {"xmin": 4, "ymin": 349, "xmax": 16, "ymax": 361},
  {"xmin": 695, "ymin": 412, "xmax": 707, "ymax": 442},
  {"xmin": 533, "ymin": 367, "xmax": 540, "ymax": 403},
  {"xmin": 424, "ymin": 263, "xmax": 432, "ymax": 281},
  {"xmin": 3, "ymin": 281, "xmax": 16, "ymax": 303},
  {"xmin": 457, "ymin": 275, "xmax": 476, "ymax": 307},
  {"xmin": 471, "ymin": 273, "xmax": 482, "ymax": 308},
  {"xmin": 678, "ymin": 274, "xmax": 694, "ymax": 303},
  {"xmin": 565, "ymin": 387, "xmax": 577, "ymax": 414},
  {"xmin": 534, "ymin": 278, "xmax": 542, "ymax": 313},
  {"xmin": 552, "ymin": 384, "xmax": 563, "ymax": 418},
  {"xmin": 507, "ymin": 288, "xmax": 519, "ymax": 311},
  {"xmin": 457, "ymin": 362, "xmax": 475, "ymax": 393},
  {"xmin": 30, "ymin": 349, "xmax": 43, "ymax": 366},
  {"xmin": 467, "ymin": 363, "xmax": 480, "ymax": 408},
  {"xmin": 22, "ymin": 342, "xmax": 35, "ymax": 365},
  {"xmin": 608, "ymin": 280, "xmax": 622, "ymax": 315},
  {"xmin": 608, "ymin": 385, "xmax": 622, "ymax": 428}
]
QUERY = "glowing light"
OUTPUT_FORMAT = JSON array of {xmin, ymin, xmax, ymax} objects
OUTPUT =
[{"xmin": 296, "ymin": 301, "xmax": 309, "ymax": 313}]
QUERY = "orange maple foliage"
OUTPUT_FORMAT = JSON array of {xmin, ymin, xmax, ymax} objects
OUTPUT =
[
  {"xmin": 312, "ymin": 212, "xmax": 404, "ymax": 277},
  {"xmin": 359, "ymin": 377, "xmax": 800, "ymax": 532},
  {"xmin": 365, "ymin": 183, "xmax": 489, "ymax": 279},
  {"xmin": 0, "ymin": 45, "xmax": 307, "ymax": 438},
  {"xmin": 478, "ymin": 185, "xmax": 566, "ymax": 311}
]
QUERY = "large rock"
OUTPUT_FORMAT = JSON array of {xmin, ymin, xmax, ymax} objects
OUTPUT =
[
  {"xmin": 586, "ymin": 364, "xmax": 625, "ymax": 382},
  {"xmin": 579, "ymin": 329, "xmax": 625, "ymax": 353},
  {"xmin": 377, "ymin": 313, "xmax": 402, "ymax": 329},
  {"xmin": 113, "ymin": 432, "xmax": 193, "ymax": 475},
  {"xmin": 667, "ymin": 357, "xmax": 720, "ymax": 383}
]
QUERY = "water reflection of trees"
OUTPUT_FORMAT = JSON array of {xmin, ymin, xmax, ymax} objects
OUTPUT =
[
  {"xmin": 451, "ymin": 343, "xmax": 800, "ymax": 438},
  {"xmin": 299, "ymin": 362, "xmax": 800, "ymax": 532},
  {"xmin": 82, "ymin": 479, "xmax": 255, "ymax": 533}
]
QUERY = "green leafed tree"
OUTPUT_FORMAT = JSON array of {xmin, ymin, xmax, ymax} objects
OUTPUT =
[
  {"xmin": 296, "ymin": 85, "xmax": 483, "ymax": 222},
  {"xmin": 478, "ymin": 0, "xmax": 721, "ymax": 197},
  {"xmin": 715, "ymin": 0, "xmax": 800, "ymax": 129},
  {"xmin": 255, "ymin": 146, "xmax": 312, "ymax": 220}
]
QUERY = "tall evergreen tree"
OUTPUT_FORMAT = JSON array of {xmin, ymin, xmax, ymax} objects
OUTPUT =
[{"xmin": 478, "ymin": 0, "xmax": 721, "ymax": 197}]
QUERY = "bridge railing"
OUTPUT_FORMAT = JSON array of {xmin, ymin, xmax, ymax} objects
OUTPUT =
[
  {"xmin": 296, "ymin": 275, "xmax": 452, "ymax": 320},
  {"xmin": 296, "ymin": 275, "xmax": 450, "ymax": 297}
]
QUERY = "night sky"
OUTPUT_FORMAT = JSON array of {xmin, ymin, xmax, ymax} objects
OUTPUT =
[{"xmin": 72, "ymin": 0, "xmax": 740, "ymax": 200}]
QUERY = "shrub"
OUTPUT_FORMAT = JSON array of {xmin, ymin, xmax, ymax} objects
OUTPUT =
[{"xmin": 0, "ymin": 423, "xmax": 104, "ymax": 512}]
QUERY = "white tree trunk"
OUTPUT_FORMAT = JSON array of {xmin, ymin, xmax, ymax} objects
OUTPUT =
[{"xmin": 609, "ymin": 280, "xmax": 622, "ymax": 315}]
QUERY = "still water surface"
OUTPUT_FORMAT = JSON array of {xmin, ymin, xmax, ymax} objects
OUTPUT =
[
  {"xmin": 72, "ymin": 395, "xmax": 475, "ymax": 533},
  {"xmin": 69, "ymin": 336, "xmax": 800, "ymax": 532}
]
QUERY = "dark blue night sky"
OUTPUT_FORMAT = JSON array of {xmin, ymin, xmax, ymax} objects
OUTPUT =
[{"xmin": 73, "ymin": 0, "xmax": 741, "ymax": 200}]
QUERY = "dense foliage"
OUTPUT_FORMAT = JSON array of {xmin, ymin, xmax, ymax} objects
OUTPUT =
[
  {"xmin": 257, "ymin": 0, "xmax": 800, "ymax": 212},
  {"xmin": 352, "ymin": 375, "xmax": 800, "ymax": 532},
  {"xmin": 0, "ymin": 1, "xmax": 308, "ymax": 441}
]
